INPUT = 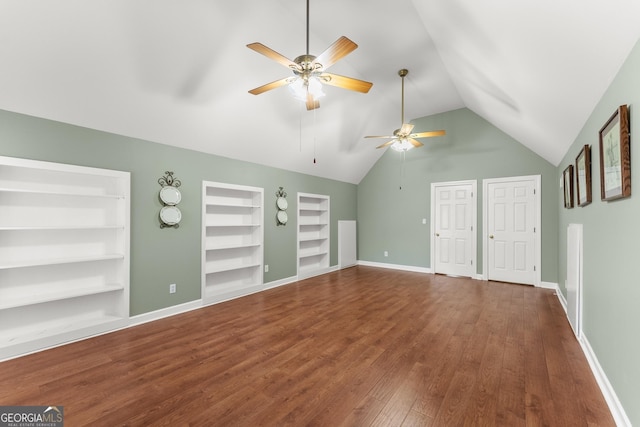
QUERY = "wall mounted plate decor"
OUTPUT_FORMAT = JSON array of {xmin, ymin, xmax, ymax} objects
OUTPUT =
[
  {"xmin": 563, "ymin": 164, "xmax": 574, "ymax": 209},
  {"xmin": 275, "ymin": 186, "xmax": 288, "ymax": 226},
  {"xmin": 599, "ymin": 104, "xmax": 630, "ymax": 201},
  {"xmin": 160, "ymin": 185, "xmax": 181, "ymax": 205},
  {"xmin": 277, "ymin": 210, "xmax": 288, "ymax": 225},
  {"xmin": 158, "ymin": 171, "xmax": 182, "ymax": 228},
  {"xmin": 575, "ymin": 144, "xmax": 592, "ymax": 207},
  {"xmin": 160, "ymin": 205, "xmax": 182, "ymax": 226}
]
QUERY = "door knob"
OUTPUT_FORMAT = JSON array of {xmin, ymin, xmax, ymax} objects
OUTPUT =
[
  {"xmin": 435, "ymin": 233, "xmax": 440, "ymax": 237},
  {"xmin": 489, "ymin": 234, "xmax": 494, "ymax": 239}
]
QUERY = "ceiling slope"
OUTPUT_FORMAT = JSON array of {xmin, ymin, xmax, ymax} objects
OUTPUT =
[{"xmin": 0, "ymin": 0, "xmax": 638, "ymax": 183}]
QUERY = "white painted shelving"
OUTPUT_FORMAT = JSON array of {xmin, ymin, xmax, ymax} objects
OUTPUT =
[
  {"xmin": 297, "ymin": 192, "xmax": 330, "ymax": 279},
  {"xmin": 201, "ymin": 181, "xmax": 264, "ymax": 305},
  {"xmin": 0, "ymin": 156, "xmax": 130, "ymax": 360}
]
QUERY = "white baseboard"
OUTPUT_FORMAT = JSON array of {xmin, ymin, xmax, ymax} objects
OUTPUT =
[
  {"xmin": 264, "ymin": 275, "xmax": 298, "ymax": 290},
  {"xmin": 357, "ymin": 260, "xmax": 431, "ymax": 274},
  {"xmin": 129, "ymin": 299, "xmax": 203, "ymax": 327},
  {"xmin": 552, "ymin": 290, "xmax": 630, "ymax": 426},
  {"xmin": 580, "ymin": 335, "xmax": 631, "ymax": 427},
  {"xmin": 538, "ymin": 281, "xmax": 559, "ymax": 290}
]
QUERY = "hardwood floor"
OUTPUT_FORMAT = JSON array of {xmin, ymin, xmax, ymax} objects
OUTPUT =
[{"xmin": 0, "ymin": 266, "xmax": 614, "ymax": 426}]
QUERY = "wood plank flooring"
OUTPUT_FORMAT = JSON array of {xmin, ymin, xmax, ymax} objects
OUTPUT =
[{"xmin": 0, "ymin": 266, "xmax": 615, "ymax": 426}]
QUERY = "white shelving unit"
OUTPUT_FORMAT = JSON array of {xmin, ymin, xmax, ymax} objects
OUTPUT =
[
  {"xmin": 202, "ymin": 181, "xmax": 264, "ymax": 305},
  {"xmin": 297, "ymin": 192, "xmax": 330, "ymax": 279},
  {"xmin": 0, "ymin": 156, "xmax": 130, "ymax": 360}
]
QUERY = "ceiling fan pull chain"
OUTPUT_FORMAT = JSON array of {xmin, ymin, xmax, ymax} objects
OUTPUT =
[
  {"xmin": 313, "ymin": 104, "xmax": 317, "ymax": 163},
  {"xmin": 399, "ymin": 151, "xmax": 406, "ymax": 190}
]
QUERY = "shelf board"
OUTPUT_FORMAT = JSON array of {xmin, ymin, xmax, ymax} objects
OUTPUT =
[
  {"xmin": 298, "ymin": 250, "xmax": 328, "ymax": 260},
  {"xmin": 205, "ymin": 243, "xmax": 260, "ymax": 251},
  {"xmin": 0, "ymin": 187, "xmax": 125, "ymax": 199},
  {"xmin": 0, "ymin": 225, "xmax": 124, "ymax": 231},
  {"xmin": 0, "ymin": 313, "xmax": 126, "ymax": 348},
  {"xmin": 205, "ymin": 223, "xmax": 260, "ymax": 228},
  {"xmin": 206, "ymin": 202, "xmax": 261, "ymax": 209},
  {"xmin": 0, "ymin": 283, "xmax": 125, "ymax": 310},
  {"xmin": 0, "ymin": 254, "xmax": 125, "ymax": 270},
  {"xmin": 205, "ymin": 262, "xmax": 261, "ymax": 274},
  {"xmin": 299, "ymin": 236, "xmax": 328, "ymax": 242}
]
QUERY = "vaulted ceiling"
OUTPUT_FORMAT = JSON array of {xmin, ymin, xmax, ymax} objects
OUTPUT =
[{"xmin": 1, "ymin": 1, "xmax": 639, "ymax": 184}]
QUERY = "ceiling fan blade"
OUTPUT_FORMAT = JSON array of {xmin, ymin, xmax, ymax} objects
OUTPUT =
[
  {"xmin": 376, "ymin": 140, "xmax": 396, "ymax": 149},
  {"xmin": 321, "ymin": 73, "xmax": 373, "ymax": 93},
  {"xmin": 248, "ymin": 77, "xmax": 291, "ymax": 95},
  {"xmin": 306, "ymin": 92, "xmax": 320, "ymax": 110},
  {"xmin": 410, "ymin": 130, "xmax": 447, "ymax": 138},
  {"xmin": 314, "ymin": 36, "xmax": 358, "ymax": 70},
  {"xmin": 399, "ymin": 123, "xmax": 414, "ymax": 136},
  {"xmin": 247, "ymin": 42, "xmax": 298, "ymax": 69},
  {"xmin": 364, "ymin": 134, "xmax": 395, "ymax": 139},
  {"xmin": 408, "ymin": 138, "xmax": 424, "ymax": 148}
]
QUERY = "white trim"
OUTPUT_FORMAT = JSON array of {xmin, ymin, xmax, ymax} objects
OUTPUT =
[
  {"xmin": 538, "ymin": 281, "xmax": 559, "ymax": 290},
  {"xmin": 130, "ymin": 300, "xmax": 203, "ymax": 327},
  {"xmin": 553, "ymin": 290, "xmax": 630, "ymax": 426},
  {"xmin": 264, "ymin": 275, "xmax": 298, "ymax": 290},
  {"xmin": 358, "ymin": 260, "xmax": 431, "ymax": 274},
  {"xmin": 482, "ymin": 175, "xmax": 541, "ymax": 286},
  {"xmin": 581, "ymin": 335, "xmax": 632, "ymax": 427},
  {"xmin": 430, "ymin": 179, "xmax": 478, "ymax": 278}
]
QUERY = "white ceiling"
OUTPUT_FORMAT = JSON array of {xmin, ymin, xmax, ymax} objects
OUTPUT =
[{"xmin": 1, "ymin": 0, "xmax": 639, "ymax": 184}]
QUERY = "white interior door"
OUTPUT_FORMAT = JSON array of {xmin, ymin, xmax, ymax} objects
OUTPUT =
[
  {"xmin": 483, "ymin": 176, "xmax": 540, "ymax": 286},
  {"xmin": 431, "ymin": 180, "xmax": 477, "ymax": 278}
]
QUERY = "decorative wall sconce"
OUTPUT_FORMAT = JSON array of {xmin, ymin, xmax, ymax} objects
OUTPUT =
[
  {"xmin": 158, "ymin": 171, "xmax": 182, "ymax": 228},
  {"xmin": 275, "ymin": 186, "xmax": 288, "ymax": 226}
]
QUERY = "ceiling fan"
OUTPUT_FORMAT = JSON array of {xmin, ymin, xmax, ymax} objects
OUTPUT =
[
  {"xmin": 365, "ymin": 69, "xmax": 445, "ymax": 151},
  {"xmin": 247, "ymin": 0, "xmax": 372, "ymax": 111}
]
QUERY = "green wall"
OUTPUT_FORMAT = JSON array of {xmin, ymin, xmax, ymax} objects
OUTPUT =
[
  {"xmin": 557, "ymin": 39, "xmax": 640, "ymax": 425},
  {"xmin": 358, "ymin": 107, "xmax": 559, "ymax": 282},
  {"xmin": 0, "ymin": 110, "xmax": 357, "ymax": 316}
]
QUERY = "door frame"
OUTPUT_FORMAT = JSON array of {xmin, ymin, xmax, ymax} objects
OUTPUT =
[
  {"xmin": 482, "ymin": 175, "xmax": 541, "ymax": 286},
  {"xmin": 430, "ymin": 179, "xmax": 477, "ymax": 278}
]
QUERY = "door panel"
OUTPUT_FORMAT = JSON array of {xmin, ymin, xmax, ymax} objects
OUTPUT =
[
  {"xmin": 485, "ymin": 177, "xmax": 538, "ymax": 285},
  {"xmin": 432, "ymin": 181, "xmax": 476, "ymax": 278}
]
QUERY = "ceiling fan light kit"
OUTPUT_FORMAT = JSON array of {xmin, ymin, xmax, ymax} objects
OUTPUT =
[
  {"xmin": 365, "ymin": 69, "xmax": 446, "ymax": 152},
  {"xmin": 247, "ymin": 0, "xmax": 372, "ymax": 110}
]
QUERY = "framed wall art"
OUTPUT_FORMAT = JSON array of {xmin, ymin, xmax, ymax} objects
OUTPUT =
[
  {"xmin": 599, "ymin": 104, "xmax": 630, "ymax": 201},
  {"xmin": 575, "ymin": 144, "xmax": 592, "ymax": 207},
  {"xmin": 563, "ymin": 164, "xmax": 574, "ymax": 209}
]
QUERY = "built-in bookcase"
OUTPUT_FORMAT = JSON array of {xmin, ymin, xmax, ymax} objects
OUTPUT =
[
  {"xmin": 297, "ymin": 192, "xmax": 330, "ymax": 279},
  {"xmin": 201, "ymin": 181, "xmax": 264, "ymax": 305},
  {"xmin": 0, "ymin": 156, "xmax": 130, "ymax": 360}
]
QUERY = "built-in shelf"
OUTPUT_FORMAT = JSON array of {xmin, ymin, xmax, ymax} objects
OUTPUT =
[
  {"xmin": 202, "ymin": 181, "xmax": 264, "ymax": 305},
  {"xmin": 297, "ymin": 192, "xmax": 330, "ymax": 280},
  {"xmin": 0, "ymin": 155, "xmax": 130, "ymax": 361},
  {"xmin": 0, "ymin": 254, "xmax": 124, "ymax": 270}
]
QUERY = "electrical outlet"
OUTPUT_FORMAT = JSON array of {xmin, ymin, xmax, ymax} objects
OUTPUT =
[
  {"xmin": 264, "ymin": 264, "xmax": 269, "ymax": 273},
  {"xmin": 169, "ymin": 283, "xmax": 176, "ymax": 294},
  {"xmin": 384, "ymin": 251, "xmax": 388, "ymax": 257},
  {"xmin": 422, "ymin": 218, "xmax": 427, "ymax": 224}
]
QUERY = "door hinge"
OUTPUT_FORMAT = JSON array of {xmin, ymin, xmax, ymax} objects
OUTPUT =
[
  {"xmin": 471, "ymin": 225, "xmax": 473, "ymax": 231},
  {"xmin": 534, "ymin": 227, "xmax": 536, "ymax": 233},
  {"xmin": 471, "ymin": 260, "xmax": 473, "ymax": 265},
  {"xmin": 534, "ymin": 266, "xmax": 536, "ymax": 271},
  {"xmin": 534, "ymin": 189, "xmax": 536, "ymax": 195}
]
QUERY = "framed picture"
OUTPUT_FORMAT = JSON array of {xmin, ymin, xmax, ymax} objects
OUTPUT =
[
  {"xmin": 575, "ymin": 145, "xmax": 592, "ymax": 206},
  {"xmin": 599, "ymin": 104, "xmax": 630, "ymax": 201},
  {"xmin": 563, "ymin": 164, "xmax": 574, "ymax": 209}
]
